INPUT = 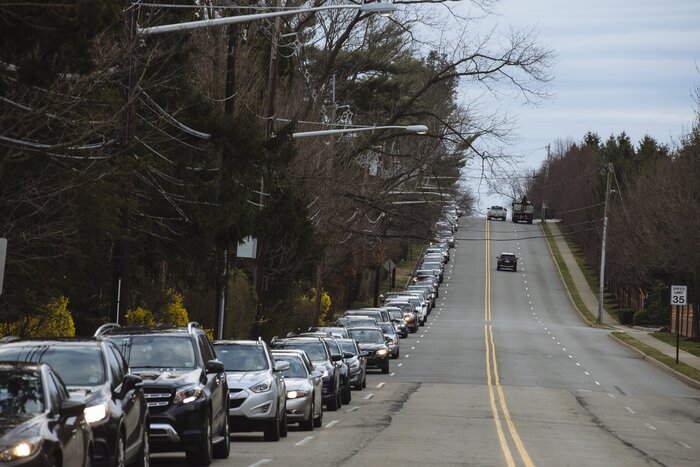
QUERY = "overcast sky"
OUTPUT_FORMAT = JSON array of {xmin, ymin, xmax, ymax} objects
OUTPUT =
[{"xmin": 453, "ymin": 0, "xmax": 700, "ymax": 212}]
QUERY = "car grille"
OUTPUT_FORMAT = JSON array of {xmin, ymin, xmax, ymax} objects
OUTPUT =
[
  {"xmin": 230, "ymin": 398, "xmax": 245, "ymax": 409},
  {"xmin": 229, "ymin": 387, "xmax": 247, "ymax": 409},
  {"xmin": 144, "ymin": 386, "xmax": 173, "ymax": 412}
]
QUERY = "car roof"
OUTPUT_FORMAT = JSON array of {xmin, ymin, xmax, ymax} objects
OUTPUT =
[
  {"xmin": 0, "ymin": 338, "xmax": 103, "ymax": 348},
  {"xmin": 500, "ymin": 252, "xmax": 515, "ymax": 256},
  {"xmin": 213, "ymin": 340, "xmax": 263, "ymax": 346},
  {"xmin": 346, "ymin": 327, "xmax": 383, "ymax": 332}
]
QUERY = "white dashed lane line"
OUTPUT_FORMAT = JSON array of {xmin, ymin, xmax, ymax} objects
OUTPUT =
[
  {"xmin": 625, "ymin": 406, "xmax": 635, "ymax": 414},
  {"xmin": 248, "ymin": 460, "xmax": 272, "ymax": 467},
  {"xmin": 325, "ymin": 420, "xmax": 339, "ymax": 429},
  {"xmin": 676, "ymin": 441, "xmax": 692, "ymax": 449},
  {"xmin": 644, "ymin": 423, "xmax": 657, "ymax": 431},
  {"xmin": 363, "ymin": 393, "xmax": 375, "ymax": 400},
  {"xmin": 376, "ymin": 382, "xmax": 385, "ymax": 389},
  {"xmin": 347, "ymin": 407, "xmax": 359, "ymax": 413},
  {"xmin": 295, "ymin": 436, "xmax": 314, "ymax": 446}
]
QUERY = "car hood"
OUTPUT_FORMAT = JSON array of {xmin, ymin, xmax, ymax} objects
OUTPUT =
[
  {"xmin": 0, "ymin": 414, "xmax": 40, "ymax": 440},
  {"xmin": 65, "ymin": 385, "xmax": 107, "ymax": 406},
  {"xmin": 225, "ymin": 370, "xmax": 269, "ymax": 389},
  {"xmin": 356, "ymin": 343, "xmax": 387, "ymax": 352},
  {"xmin": 131, "ymin": 368, "xmax": 202, "ymax": 386},
  {"xmin": 283, "ymin": 378, "xmax": 313, "ymax": 392}
]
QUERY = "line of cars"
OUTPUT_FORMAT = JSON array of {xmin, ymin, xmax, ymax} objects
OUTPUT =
[{"xmin": 0, "ymin": 209, "xmax": 460, "ymax": 466}]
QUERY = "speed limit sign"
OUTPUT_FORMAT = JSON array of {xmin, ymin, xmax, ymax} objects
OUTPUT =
[{"xmin": 670, "ymin": 285, "xmax": 687, "ymax": 306}]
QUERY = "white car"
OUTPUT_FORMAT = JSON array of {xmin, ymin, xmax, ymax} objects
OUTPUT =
[
  {"xmin": 487, "ymin": 206, "xmax": 507, "ymax": 221},
  {"xmin": 271, "ymin": 350, "xmax": 324, "ymax": 430}
]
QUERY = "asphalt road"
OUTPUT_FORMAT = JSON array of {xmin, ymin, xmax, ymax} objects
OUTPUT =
[{"xmin": 154, "ymin": 217, "xmax": 700, "ymax": 466}]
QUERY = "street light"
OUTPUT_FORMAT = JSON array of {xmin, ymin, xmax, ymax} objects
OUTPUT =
[
  {"xmin": 138, "ymin": 2, "xmax": 398, "ymax": 35},
  {"xmin": 292, "ymin": 124, "xmax": 428, "ymax": 138}
]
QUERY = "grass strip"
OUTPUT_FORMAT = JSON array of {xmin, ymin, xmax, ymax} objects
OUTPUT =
[
  {"xmin": 542, "ymin": 223, "xmax": 596, "ymax": 324},
  {"xmin": 652, "ymin": 332, "xmax": 700, "ymax": 359},
  {"xmin": 612, "ymin": 332, "xmax": 700, "ymax": 383}
]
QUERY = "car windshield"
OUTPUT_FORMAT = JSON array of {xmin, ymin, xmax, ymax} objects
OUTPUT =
[
  {"xmin": 388, "ymin": 310, "xmax": 404, "ymax": 320},
  {"xmin": 125, "ymin": 336, "xmax": 196, "ymax": 369},
  {"xmin": 378, "ymin": 323, "xmax": 394, "ymax": 334},
  {"xmin": 338, "ymin": 341, "xmax": 357, "ymax": 355},
  {"xmin": 215, "ymin": 345, "xmax": 269, "ymax": 372},
  {"xmin": 0, "ymin": 346, "xmax": 106, "ymax": 387},
  {"xmin": 275, "ymin": 356, "xmax": 307, "ymax": 379},
  {"xmin": 323, "ymin": 338, "xmax": 341, "ymax": 356},
  {"xmin": 278, "ymin": 341, "xmax": 327, "ymax": 362},
  {"xmin": 501, "ymin": 255, "xmax": 515, "ymax": 260},
  {"xmin": 0, "ymin": 368, "xmax": 44, "ymax": 416},
  {"xmin": 346, "ymin": 319, "xmax": 376, "ymax": 327},
  {"xmin": 348, "ymin": 329, "xmax": 385, "ymax": 344}
]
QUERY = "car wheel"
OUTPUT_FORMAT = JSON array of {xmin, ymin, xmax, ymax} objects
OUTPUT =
[
  {"xmin": 326, "ymin": 391, "xmax": 339, "ymax": 411},
  {"xmin": 336, "ymin": 387, "xmax": 343, "ymax": 407},
  {"xmin": 497, "ymin": 266, "xmax": 501, "ymax": 271},
  {"xmin": 313, "ymin": 402, "xmax": 323, "ymax": 428},
  {"xmin": 395, "ymin": 349, "xmax": 400, "ymax": 359},
  {"xmin": 280, "ymin": 409, "xmax": 288, "ymax": 438},
  {"xmin": 514, "ymin": 266, "xmax": 518, "ymax": 272},
  {"xmin": 300, "ymin": 402, "xmax": 314, "ymax": 431},
  {"xmin": 381, "ymin": 364, "xmax": 389, "ymax": 374},
  {"xmin": 341, "ymin": 382, "xmax": 351, "ymax": 404},
  {"xmin": 186, "ymin": 412, "xmax": 212, "ymax": 466},
  {"xmin": 263, "ymin": 411, "xmax": 281, "ymax": 441},
  {"xmin": 114, "ymin": 434, "xmax": 126, "ymax": 467},
  {"xmin": 212, "ymin": 409, "xmax": 230, "ymax": 459},
  {"xmin": 134, "ymin": 426, "xmax": 150, "ymax": 467},
  {"xmin": 362, "ymin": 374, "xmax": 367, "ymax": 388}
]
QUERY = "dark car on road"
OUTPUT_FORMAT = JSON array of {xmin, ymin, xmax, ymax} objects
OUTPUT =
[
  {"xmin": 97, "ymin": 322, "xmax": 230, "ymax": 466},
  {"xmin": 0, "ymin": 362, "xmax": 92, "ymax": 467},
  {"xmin": 269, "ymin": 336, "xmax": 343, "ymax": 411},
  {"xmin": 346, "ymin": 327, "xmax": 390, "ymax": 374},
  {"xmin": 335, "ymin": 338, "xmax": 367, "ymax": 390},
  {"xmin": 0, "ymin": 338, "xmax": 149, "ymax": 467},
  {"xmin": 497, "ymin": 252, "xmax": 518, "ymax": 271}
]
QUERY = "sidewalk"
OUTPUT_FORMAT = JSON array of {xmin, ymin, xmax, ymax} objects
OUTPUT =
[{"xmin": 545, "ymin": 220, "xmax": 700, "ymax": 379}]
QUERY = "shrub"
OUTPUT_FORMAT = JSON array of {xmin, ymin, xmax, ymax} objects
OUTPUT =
[
  {"xmin": 125, "ymin": 307, "xmax": 156, "ymax": 326},
  {"xmin": 0, "ymin": 296, "xmax": 75, "ymax": 338},
  {"xmin": 162, "ymin": 289, "xmax": 189, "ymax": 326}
]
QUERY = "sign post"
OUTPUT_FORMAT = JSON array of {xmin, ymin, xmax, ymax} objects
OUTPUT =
[
  {"xmin": 0, "ymin": 238, "xmax": 6, "ymax": 296},
  {"xmin": 671, "ymin": 285, "xmax": 687, "ymax": 364},
  {"xmin": 384, "ymin": 259, "xmax": 396, "ymax": 289}
]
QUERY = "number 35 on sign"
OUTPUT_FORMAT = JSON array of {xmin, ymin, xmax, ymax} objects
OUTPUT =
[{"xmin": 671, "ymin": 285, "xmax": 687, "ymax": 306}]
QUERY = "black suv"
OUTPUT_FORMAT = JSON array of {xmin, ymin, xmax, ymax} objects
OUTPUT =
[
  {"xmin": 97, "ymin": 322, "xmax": 230, "ymax": 466},
  {"xmin": 0, "ymin": 338, "xmax": 149, "ymax": 467},
  {"xmin": 269, "ymin": 336, "xmax": 343, "ymax": 411}
]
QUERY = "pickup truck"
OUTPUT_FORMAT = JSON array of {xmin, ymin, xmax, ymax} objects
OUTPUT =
[{"xmin": 487, "ymin": 206, "xmax": 507, "ymax": 221}]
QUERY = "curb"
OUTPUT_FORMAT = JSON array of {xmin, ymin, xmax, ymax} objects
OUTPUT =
[{"xmin": 608, "ymin": 333, "xmax": 700, "ymax": 391}]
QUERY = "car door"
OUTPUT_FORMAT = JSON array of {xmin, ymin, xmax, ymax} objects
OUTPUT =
[
  {"xmin": 47, "ymin": 372, "xmax": 86, "ymax": 467},
  {"xmin": 198, "ymin": 335, "xmax": 225, "ymax": 430},
  {"xmin": 107, "ymin": 344, "xmax": 141, "ymax": 458}
]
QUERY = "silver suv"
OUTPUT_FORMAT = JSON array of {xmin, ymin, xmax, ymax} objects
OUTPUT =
[{"xmin": 213, "ymin": 339, "xmax": 289, "ymax": 441}]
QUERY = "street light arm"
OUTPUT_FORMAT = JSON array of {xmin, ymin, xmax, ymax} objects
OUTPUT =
[
  {"xmin": 138, "ymin": 3, "xmax": 397, "ymax": 36},
  {"xmin": 292, "ymin": 124, "xmax": 428, "ymax": 138}
]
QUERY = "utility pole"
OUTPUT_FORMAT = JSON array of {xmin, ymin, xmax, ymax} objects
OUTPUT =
[
  {"xmin": 597, "ymin": 162, "xmax": 614, "ymax": 325},
  {"xmin": 113, "ymin": 0, "xmax": 138, "ymax": 324}
]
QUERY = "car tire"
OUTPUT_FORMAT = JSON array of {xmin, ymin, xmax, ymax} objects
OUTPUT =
[
  {"xmin": 186, "ymin": 412, "xmax": 212, "ymax": 466},
  {"xmin": 395, "ymin": 349, "xmax": 400, "ymax": 359},
  {"xmin": 326, "ymin": 391, "xmax": 339, "ymax": 411},
  {"xmin": 300, "ymin": 402, "xmax": 314, "ymax": 431},
  {"xmin": 212, "ymin": 409, "xmax": 230, "ymax": 459},
  {"xmin": 263, "ymin": 412, "xmax": 281, "ymax": 441},
  {"xmin": 280, "ymin": 409, "xmax": 288, "ymax": 438},
  {"xmin": 313, "ymin": 403, "xmax": 323, "ymax": 428},
  {"xmin": 134, "ymin": 426, "xmax": 150, "ymax": 467},
  {"xmin": 336, "ymin": 387, "xmax": 343, "ymax": 407},
  {"xmin": 341, "ymin": 382, "xmax": 351, "ymax": 404},
  {"xmin": 514, "ymin": 266, "xmax": 518, "ymax": 272},
  {"xmin": 362, "ymin": 375, "xmax": 367, "ymax": 388},
  {"xmin": 497, "ymin": 266, "xmax": 501, "ymax": 271},
  {"xmin": 381, "ymin": 363, "xmax": 389, "ymax": 374}
]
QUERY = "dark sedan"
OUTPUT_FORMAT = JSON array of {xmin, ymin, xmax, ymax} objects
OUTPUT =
[
  {"xmin": 346, "ymin": 327, "xmax": 390, "ymax": 374},
  {"xmin": 0, "ymin": 362, "xmax": 92, "ymax": 467}
]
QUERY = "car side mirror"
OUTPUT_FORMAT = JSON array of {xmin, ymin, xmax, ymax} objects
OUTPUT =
[
  {"xmin": 310, "ymin": 371, "xmax": 323, "ymax": 379},
  {"xmin": 118, "ymin": 373, "xmax": 143, "ymax": 399},
  {"xmin": 330, "ymin": 353, "xmax": 342, "ymax": 362},
  {"xmin": 343, "ymin": 352, "xmax": 354, "ymax": 359},
  {"xmin": 59, "ymin": 398, "xmax": 86, "ymax": 419},
  {"xmin": 384, "ymin": 336, "xmax": 393, "ymax": 343},
  {"xmin": 274, "ymin": 361, "xmax": 290, "ymax": 372},
  {"xmin": 359, "ymin": 351, "xmax": 372, "ymax": 358},
  {"xmin": 206, "ymin": 359, "xmax": 225, "ymax": 374}
]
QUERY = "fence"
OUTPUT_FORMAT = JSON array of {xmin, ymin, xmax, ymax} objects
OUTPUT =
[{"xmin": 671, "ymin": 304, "xmax": 698, "ymax": 339}]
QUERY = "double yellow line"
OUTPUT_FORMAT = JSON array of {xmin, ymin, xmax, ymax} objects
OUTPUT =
[{"xmin": 484, "ymin": 220, "xmax": 535, "ymax": 467}]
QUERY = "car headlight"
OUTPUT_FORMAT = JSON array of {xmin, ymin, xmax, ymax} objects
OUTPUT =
[
  {"xmin": 0, "ymin": 437, "xmax": 41, "ymax": 461},
  {"xmin": 173, "ymin": 384, "xmax": 204, "ymax": 404},
  {"xmin": 404, "ymin": 316, "xmax": 414, "ymax": 323},
  {"xmin": 84, "ymin": 401, "xmax": 109, "ymax": 424},
  {"xmin": 287, "ymin": 390, "xmax": 308, "ymax": 399},
  {"xmin": 349, "ymin": 360, "xmax": 360, "ymax": 369},
  {"xmin": 376, "ymin": 349, "xmax": 389, "ymax": 357},
  {"xmin": 250, "ymin": 379, "xmax": 273, "ymax": 393}
]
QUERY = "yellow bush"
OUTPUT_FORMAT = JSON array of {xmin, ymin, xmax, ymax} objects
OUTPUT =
[
  {"xmin": 0, "ymin": 296, "xmax": 75, "ymax": 338},
  {"xmin": 125, "ymin": 307, "xmax": 156, "ymax": 326},
  {"xmin": 318, "ymin": 291, "xmax": 332, "ymax": 325},
  {"xmin": 162, "ymin": 289, "xmax": 189, "ymax": 326}
]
